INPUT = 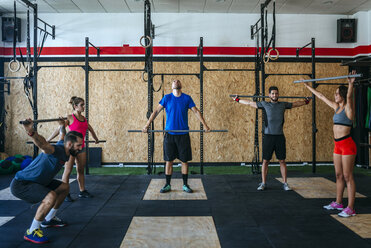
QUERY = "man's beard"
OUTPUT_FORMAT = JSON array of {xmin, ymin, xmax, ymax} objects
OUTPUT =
[
  {"xmin": 69, "ymin": 148, "xmax": 79, "ymax": 156},
  {"xmin": 270, "ymin": 97, "xmax": 278, "ymax": 102}
]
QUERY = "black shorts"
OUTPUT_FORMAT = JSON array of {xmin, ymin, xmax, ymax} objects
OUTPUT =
[
  {"xmin": 262, "ymin": 134, "xmax": 286, "ymax": 161},
  {"xmin": 10, "ymin": 178, "xmax": 62, "ymax": 204},
  {"xmin": 163, "ymin": 133, "xmax": 192, "ymax": 163}
]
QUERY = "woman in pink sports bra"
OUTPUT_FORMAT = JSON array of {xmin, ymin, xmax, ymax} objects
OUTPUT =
[{"xmin": 49, "ymin": 96, "xmax": 99, "ymax": 201}]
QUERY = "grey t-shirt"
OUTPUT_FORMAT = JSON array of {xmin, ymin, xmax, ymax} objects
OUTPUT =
[{"xmin": 256, "ymin": 101, "xmax": 293, "ymax": 135}]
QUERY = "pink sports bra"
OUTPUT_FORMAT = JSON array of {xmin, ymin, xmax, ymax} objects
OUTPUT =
[{"xmin": 68, "ymin": 114, "xmax": 88, "ymax": 147}]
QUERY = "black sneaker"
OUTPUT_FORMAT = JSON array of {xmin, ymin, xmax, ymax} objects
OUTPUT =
[
  {"xmin": 64, "ymin": 193, "xmax": 74, "ymax": 202},
  {"xmin": 183, "ymin": 184, "xmax": 193, "ymax": 193},
  {"xmin": 41, "ymin": 216, "xmax": 67, "ymax": 228},
  {"xmin": 79, "ymin": 190, "xmax": 93, "ymax": 198}
]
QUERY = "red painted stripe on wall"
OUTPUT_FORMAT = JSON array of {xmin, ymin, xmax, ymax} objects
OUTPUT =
[{"xmin": 0, "ymin": 45, "xmax": 370, "ymax": 56}]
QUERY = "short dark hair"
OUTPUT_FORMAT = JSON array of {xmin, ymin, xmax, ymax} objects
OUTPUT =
[
  {"xmin": 338, "ymin": 85, "xmax": 348, "ymax": 104},
  {"xmin": 64, "ymin": 131, "xmax": 83, "ymax": 144},
  {"xmin": 269, "ymin": 86, "xmax": 279, "ymax": 93}
]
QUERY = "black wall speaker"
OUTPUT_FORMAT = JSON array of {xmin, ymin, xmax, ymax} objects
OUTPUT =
[
  {"xmin": 337, "ymin": 19, "xmax": 356, "ymax": 43},
  {"xmin": 2, "ymin": 17, "xmax": 21, "ymax": 42}
]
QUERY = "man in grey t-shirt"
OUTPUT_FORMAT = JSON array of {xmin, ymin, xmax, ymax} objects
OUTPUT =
[{"xmin": 232, "ymin": 86, "xmax": 310, "ymax": 191}]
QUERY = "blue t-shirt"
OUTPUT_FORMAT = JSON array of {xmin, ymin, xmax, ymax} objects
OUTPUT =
[
  {"xmin": 159, "ymin": 93, "xmax": 196, "ymax": 135},
  {"xmin": 15, "ymin": 141, "xmax": 70, "ymax": 185}
]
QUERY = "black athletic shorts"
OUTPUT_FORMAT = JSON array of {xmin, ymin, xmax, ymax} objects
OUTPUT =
[
  {"xmin": 262, "ymin": 134, "xmax": 286, "ymax": 161},
  {"xmin": 10, "ymin": 178, "xmax": 62, "ymax": 204},
  {"xmin": 163, "ymin": 133, "xmax": 192, "ymax": 163}
]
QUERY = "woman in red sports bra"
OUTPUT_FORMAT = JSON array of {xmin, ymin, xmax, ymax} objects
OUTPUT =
[
  {"xmin": 303, "ymin": 71, "xmax": 357, "ymax": 218},
  {"xmin": 55, "ymin": 96, "xmax": 99, "ymax": 201}
]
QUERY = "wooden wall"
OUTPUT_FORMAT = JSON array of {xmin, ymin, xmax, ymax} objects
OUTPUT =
[{"xmin": 4, "ymin": 61, "xmax": 348, "ymax": 163}]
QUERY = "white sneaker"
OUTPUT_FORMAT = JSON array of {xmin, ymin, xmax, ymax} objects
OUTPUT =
[
  {"xmin": 257, "ymin": 183, "xmax": 266, "ymax": 191},
  {"xmin": 283, "ymin": 183, "xmax": 292, "ymax": 191}
]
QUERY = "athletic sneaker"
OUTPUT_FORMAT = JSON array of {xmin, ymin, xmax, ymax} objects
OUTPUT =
[
  {"xmin": 323, "ymin": 201, "xmax": 344, "ymax": 210},
  {"xmin": 160, "ymin": 184, "xmax": 171, "ymax": 193},
  {"xmin": 24, "ymin": 229, "xmax": 49, "ymax": 244},
  {"xmin": 338, "ymin": 207, "xmax": 356, "ymax": 217},
  {"xmin": 283, "ymin": 183, "xmax": 292, "ymax": 191},
  {"xmin": 183, "ymin": 184, "xmax": 193, "ymax": 193},
  {"xmin": 41, "ymin": 216, "xmax": 67, "ymax": 228},
  {"xmin": 79, "ymin": 190, "xmax": 93, "ymax": 198},
  {"xmin": 64, "ymin": 193, "xmax": 74, "ymax": 202},
  {"xmin": 257, "ymin": 183, "xmax": 266, "ymax": 191}
]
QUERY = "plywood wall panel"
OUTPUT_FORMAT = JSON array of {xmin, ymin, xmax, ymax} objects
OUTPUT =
[{"xmin": 3, "ymin": 61, "xmax": 348, "ymax": 164}]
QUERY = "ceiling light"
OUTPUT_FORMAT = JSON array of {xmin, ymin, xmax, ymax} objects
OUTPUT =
[{"xmin": 322, "ymin": 1, "xmax": 333, "ymax": 5}]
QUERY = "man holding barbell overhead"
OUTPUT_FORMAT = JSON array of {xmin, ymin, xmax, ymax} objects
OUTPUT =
[
  {"xmin": 232, "ymin": 86, "xmax": 310, "ymax": 191},
  {"xmin": 10, "ymin": 118, "xmax": 83, "ymax": 244},
  {"xmin": 143, "ymin": 79, "xmax": 211, "ymax": 194}
]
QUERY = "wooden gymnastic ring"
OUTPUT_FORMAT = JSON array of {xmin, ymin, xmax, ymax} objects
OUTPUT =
[
  {"xmin": 142, "ymin": 71, "xmax": 148, "ymax": 82},
  {"xmin": 140, "ymin": 35, "xmax": 152, "ymax": 48},
  {"xmin": 8, "ymin": 59, "xmax": 20, "ymax": 72},
  {"xmin": 263, "ymin": 51, "xmax": 270, "ymax": 63},
  {"xmin": 268, "ymin": 48, "xmax": 279, "ymax": 61}
]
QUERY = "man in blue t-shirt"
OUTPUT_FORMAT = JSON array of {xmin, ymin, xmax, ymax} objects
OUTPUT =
[
  {"xmin": 10, "ymin": 118, "xmax": 83, "ymax": 244},
  {"xmin": 232, "ymin": 86, "xmax": 310, "ymax": 191},
  {"xmin": 143, "ymin": 80, "xmax": 210, "ymax": 193}
]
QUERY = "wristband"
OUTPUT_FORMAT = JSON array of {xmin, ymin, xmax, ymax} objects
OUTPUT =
[
  {"xmin": 235, "ymin": 97, "xmax": 240, "ymax": 102},
  {"xmin": 305, "ymin": 99, "xmax": 310, "ymax": 105},
  {"xmin": 28, "ymin": 131, "xmax": 35, "ymax": 137}
]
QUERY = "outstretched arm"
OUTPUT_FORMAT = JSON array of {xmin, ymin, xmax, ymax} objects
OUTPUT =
[
  {"xmin": 345, "ymin": 70, "xmax": 356, "ymax": 119},
  {"xmin": 142, "ymin": 104, "xmax": 164, "ymax": 132},
  {"xmin": 303, "ymin": 82, "xmax": 337, "ymax": 110},
  {"xmin": 231, "ymin": 95, "xmax": 258, "ymax": 108},
  {"xmin": 191, "ymin": 106, "xmax": 210, "ymax": 131},
  {"xmin": 291, "ymin": 98, "xmax": 311, "ymax": 108},
  {"xmin": 23, "ymin": 118, "xmax": 55, "ymax": 154}
]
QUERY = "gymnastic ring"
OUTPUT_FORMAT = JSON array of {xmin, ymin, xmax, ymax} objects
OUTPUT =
[
  {"xmin": 263, "ymin": 52, "xmax": 270, "ymax": 63},
  {"xmin": 268, "ymin": 48, "xmax": 279, "ymax": 61},
  {"xmin": 8, "ymin": 59, "xmax": 20, "ymax": 73},
  {"xmin": 142, "ymin": 71, "xmax": 148, "ymax": 82},
  {"xmin": 140, "ymin": 35, "xmax": 152, "ymax": 48}
]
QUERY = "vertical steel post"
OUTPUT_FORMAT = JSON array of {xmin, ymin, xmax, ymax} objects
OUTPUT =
[
  {"xmin": 85, "ymin": 37, "xmax": 90, "ymax": 175},
  {"xmin": 32, "ymin": 3, "xmax": 38, "ymax": 157},
  {"xmin": 311, "ymin": 38, "xmax": 317, "ymax": 173},
  {"xmin": 199, "ymin": 37, "xmax": 204, "ymax": 175},
  {"xmin": 145, "ymin": 0, "xmax": 154, "ymax": 174}
]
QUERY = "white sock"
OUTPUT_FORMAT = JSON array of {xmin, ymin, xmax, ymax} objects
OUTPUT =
[
  {"xmin": 45, "ymin": 208, "xmax": 58, "ymax": 222},
  {"xmin": 29, "ymin": 219, "xmax": 41, "ymax": 232}
]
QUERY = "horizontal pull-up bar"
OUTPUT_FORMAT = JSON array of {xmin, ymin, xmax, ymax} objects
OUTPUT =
[
  {"xmin": 230, "ymin": 95, "xmax": 312, "ymax": 99},
  {"xmin": 128, "ymin": 130, "xmax": 228, "ymax": 133},
  {"xmin": 91, "ymin": 69, "xmax": 145, "ymax": 72},
  {"xmin": 38, "ymin": 65, "xmax": 84, "ymax": 69},
  {"xmin": 0, "ymin": 76, "xmax": 28, "ymax": 80},
  {"xmin": 26, "ymin": 140, "xmax": 106, "ymax": 144},
  {"xmin": 293, "ymin": 74, "xmax": 363, "ymax": 83},
  {"xmin": 265, "ymin": 73, "xmax": 312, "ymax": 77},
  {"xmin": 19, "ymin": 118, "xmax": 67, "ymax": 125},
  {"xmin": 206, "ymin": 68, "xmax": 255, "ymax": 72},
  {"xmin": 152, "ymin": 73, "xmax": 199, "ymax": 76}
]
